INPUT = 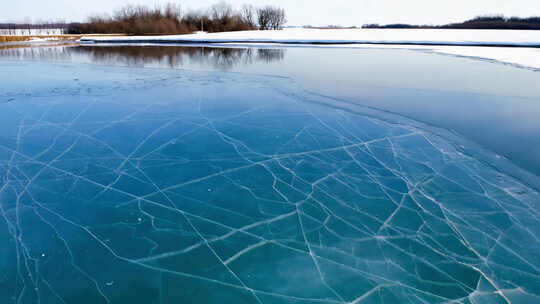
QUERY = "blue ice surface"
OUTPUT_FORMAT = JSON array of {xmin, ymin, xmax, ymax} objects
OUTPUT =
[{"xmin": 0, "ymin": 58, "xmax": 539, "ymax": 304}]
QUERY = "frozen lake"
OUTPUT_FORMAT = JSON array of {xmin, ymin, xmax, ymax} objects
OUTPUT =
[{"xmin": 1, "ymin": 43, "xmax": 539, "ymax": 303}]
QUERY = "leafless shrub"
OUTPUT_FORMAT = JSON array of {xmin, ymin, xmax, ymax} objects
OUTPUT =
[
  {"xmin": 241, "ymin": 4, "xmax": 255, "ymax": 28},
  {"xmin": 68, "ymin": 3, "xmax": 191, "ymax": 35},
  {"xmin": 269, "ymin": 7, "xmax": 286, "ymax": 30},
  {"xmin": 182, "ymin": 2, "xmax": 256, "ymax": 33},
  {"xmin": 257, "ymin": 7, "xmax": 272, "ymax": 30},
  {"xmin": 67, "ymin": 2, "xmax": 261, "ymax": 34}
]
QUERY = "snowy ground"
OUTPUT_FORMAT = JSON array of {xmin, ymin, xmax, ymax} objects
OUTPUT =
[
  {"xmin": 81, "ymin": 28, "xmax": 540, "ymax": 47},
  {"xmin": 426, "ymin": 45, "xmax": 540, "ymax": 70},
  {"xmin": 339, "ymin": 44, "xmax": 540, "ymax": 70}
]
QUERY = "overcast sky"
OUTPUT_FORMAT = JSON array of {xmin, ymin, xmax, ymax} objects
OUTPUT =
[{"xmin": 3, "ymin": 0, "xmax": 540, "ymax": 26}]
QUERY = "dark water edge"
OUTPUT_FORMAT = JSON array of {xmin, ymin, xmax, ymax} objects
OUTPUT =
[{"xmin": 79, "ymin": 38, "xmax": 540, "ymax": 48}]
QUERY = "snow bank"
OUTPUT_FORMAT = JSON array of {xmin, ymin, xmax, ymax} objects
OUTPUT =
[
  {"xmin": 428, "ymin": 46, "xmax": 540, "ymax": 70},
  {"xmin": 81, "ymin": 28, "xmax": 540, "ymax": 47},
  {"xmin": 335, "ymin": 44, "xmax": 540, "ymax": 70}
]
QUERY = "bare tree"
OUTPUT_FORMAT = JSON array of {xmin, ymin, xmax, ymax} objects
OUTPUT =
[
  {"xmin": 163, "ymin": 3, "xmax": 183, "ymax": 21},
  {"xmin": 257, "ymin": 6, "xmax": 286, "ymax": 30},
  {"xmin": 241, "ymin": 4, "xmax": 255, "ymax": 27},
  {"xmin": 62, "ymin": 2, "xmax": 266, "ymax": 35},
  {"xmin": 256, "ymin": 7, "xmax": 272, "ymax": 30},
  {"xmin": 210, "ymin": 2, "xmax": 233, "ymax": 22},
  {"xmin": 269, "ymin": 7, "xmax": 286, "ymax": 30}
]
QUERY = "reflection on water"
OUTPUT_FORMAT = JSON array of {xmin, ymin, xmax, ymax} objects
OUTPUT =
[
  {"xmin": 0, "ymin": 43, "xmax": 78, "ymax": 60},
  {"xmin": 74, "ymin": 46, "xmax": 285, "ymax": 69},
  {"xmin": 0, "ymin": 44, "xmax": 285, "ymax": 70}
]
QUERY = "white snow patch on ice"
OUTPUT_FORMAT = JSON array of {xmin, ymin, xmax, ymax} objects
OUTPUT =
[{"xmin": 429, "ymin": 46, "xmax": 540, "ymax": 70}]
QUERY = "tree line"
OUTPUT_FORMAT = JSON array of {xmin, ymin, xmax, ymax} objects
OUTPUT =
[
  {"xmin": 66, "ymin": 2, "xmax": 287, "ymax": 35},
  {"xmin": 363, "ymin": 16, "xmax": 540, "ymax": 30},
  {"xmin": 0, "ymin": 23, "xmax": 68, "ymax": 35}
]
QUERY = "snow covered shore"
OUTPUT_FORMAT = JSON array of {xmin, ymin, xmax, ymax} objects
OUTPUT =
[{"xmin": 81, "ymin": 28, "xmax": 540, "ymax": 47}]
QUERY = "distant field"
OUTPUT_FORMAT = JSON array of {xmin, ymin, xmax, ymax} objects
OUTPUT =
[
  {"xmin": 0, "ymin": 26, "xmax": 122, "ymax": 43},
  {"xmin": 0, "ymin": 35, "xmax": 81, "ymax": 43},
  {"xmin": 0, "ymin": 34, "xmax": 123, "ymax": 43},
  {"xmin": 0, "ymin": 28, "xmax": 65, "ymax": 36}
]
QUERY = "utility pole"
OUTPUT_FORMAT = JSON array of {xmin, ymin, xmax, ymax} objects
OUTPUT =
[{"xmin": 201, "ymin": 19, "xmax": 204, "ymax": 32}]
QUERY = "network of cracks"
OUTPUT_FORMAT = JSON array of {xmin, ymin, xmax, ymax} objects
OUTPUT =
[{"xmin": 0, "ymin": 61, "xmax": 539, "ymax": 303}]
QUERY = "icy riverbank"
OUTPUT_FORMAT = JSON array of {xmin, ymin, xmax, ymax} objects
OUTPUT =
[
  {"xmin": 79, "ymin": 28, "xmax": 540, "ymax": 70},
  {"xmin": 81, "ymin": 28, "xmax": 540, "ymax": 47}
]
